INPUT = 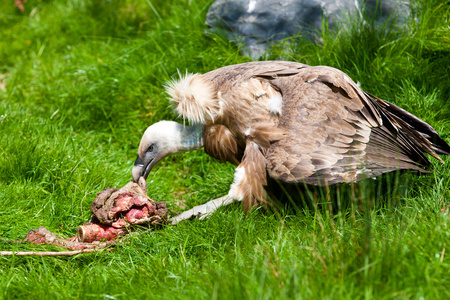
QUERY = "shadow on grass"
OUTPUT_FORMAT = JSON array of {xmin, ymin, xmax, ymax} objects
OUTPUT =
[{"xmin": 263, "ymin": 170, "xmax": 423, "ymax": 219}]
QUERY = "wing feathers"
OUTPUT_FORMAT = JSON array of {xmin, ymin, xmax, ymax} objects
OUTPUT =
[
  {"xmin": 265, "ymin": 65, "xmax": 448, "ymax": 185},
  {"xmin": 169, "ymin": 61, "xmax": 449, "ymax": 188}
]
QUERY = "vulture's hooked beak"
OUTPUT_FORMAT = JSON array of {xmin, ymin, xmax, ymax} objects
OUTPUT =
[
  {"xmin": 132, "ymin": 154, "xmax": 161, "ymax": 183},
  {"xmin": 132, "ymin": 155, "xmax": 146, "ymax": 183}
]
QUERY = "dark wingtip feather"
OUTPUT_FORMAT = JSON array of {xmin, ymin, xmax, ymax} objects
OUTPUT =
[{"xmin": 367, "ymin": 93, "xmax": 450, "ymax": 160}]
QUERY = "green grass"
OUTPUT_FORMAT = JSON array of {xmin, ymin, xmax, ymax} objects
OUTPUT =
[{"xmin": 1, "ymin": 0, "xmax": 450, "ymax": 298}]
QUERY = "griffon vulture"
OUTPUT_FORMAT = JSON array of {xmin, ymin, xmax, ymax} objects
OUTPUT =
[{"xmin": 131, "ymin": 61, "xmax": 450, "ymax": 224}]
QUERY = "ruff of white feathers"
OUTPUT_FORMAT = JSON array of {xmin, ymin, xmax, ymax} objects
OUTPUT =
[{"xmin": 166, "ymin": 72, "xmax": 221, "ymax": 124}]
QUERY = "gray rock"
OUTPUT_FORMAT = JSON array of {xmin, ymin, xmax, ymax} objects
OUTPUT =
[{"xmin": 206, "ymin": 0, "xmax": 410, "ymax": 58}]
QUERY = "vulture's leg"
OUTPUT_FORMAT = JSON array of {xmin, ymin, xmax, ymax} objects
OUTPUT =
[
  {"xmin": 170, "ymin": 141, "xmax": 268, "ymax": 225},
  {"xmin": 170, "ymin": 195, "xmax": 239, "ymax": 225}
]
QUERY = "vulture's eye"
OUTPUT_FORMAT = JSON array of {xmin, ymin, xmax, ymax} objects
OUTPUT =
[{"xmin": 148, "ymin": 145, "xmax": 154, "ymax": 152}]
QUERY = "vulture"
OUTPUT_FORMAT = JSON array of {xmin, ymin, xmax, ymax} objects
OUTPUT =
[{"xmin": 131, "ymin": 61, "xmax": 450, "ymax": 224}]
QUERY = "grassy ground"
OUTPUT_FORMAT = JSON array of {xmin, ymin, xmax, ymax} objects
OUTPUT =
[{"xmin": 1, "ymin": 0, "xmax": 450, "ymax": 298}]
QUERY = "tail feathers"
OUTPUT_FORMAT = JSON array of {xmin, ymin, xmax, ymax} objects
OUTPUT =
[{"xmin": 367, "ymin": 92, "xmax": 450, "ymax": 164}]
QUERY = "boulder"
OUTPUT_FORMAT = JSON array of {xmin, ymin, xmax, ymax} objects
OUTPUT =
[{"xmin": 206, "ymin": 0, "xmax": 410, "ymax": 58}]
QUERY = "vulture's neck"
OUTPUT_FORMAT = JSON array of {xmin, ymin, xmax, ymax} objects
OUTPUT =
[{"xmin": 176, "ymin": 123, "xmax": 204, "ymax": 153}]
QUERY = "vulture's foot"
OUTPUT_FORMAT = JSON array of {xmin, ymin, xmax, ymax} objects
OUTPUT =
[{"xmin": 170, "ymin": 195, "xmax": 238, "ymax": 225}]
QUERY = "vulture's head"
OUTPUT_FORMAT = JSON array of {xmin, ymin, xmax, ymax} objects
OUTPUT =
[{"xmin": 132, "ymin": 121, "xmax": 204, "ymax": 184}]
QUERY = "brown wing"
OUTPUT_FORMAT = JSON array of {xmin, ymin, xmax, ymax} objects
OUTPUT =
[{"xmin": 264, "ymin": 66, "xmax": 449, "ymax": 185}]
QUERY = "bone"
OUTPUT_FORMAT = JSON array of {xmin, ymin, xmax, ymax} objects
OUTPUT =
[
  {"xmin": 138, "ymin": 176, "xmax": 147, "ymax": 194},
  {"xmin": 77, "ymin": 223, "xmax": 127, "ymax": 243}
]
